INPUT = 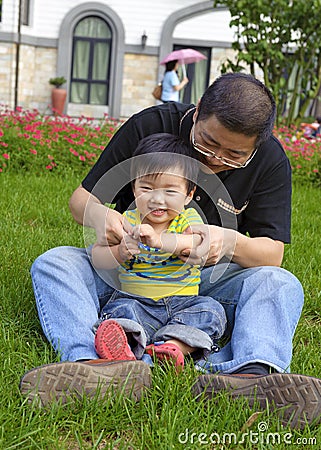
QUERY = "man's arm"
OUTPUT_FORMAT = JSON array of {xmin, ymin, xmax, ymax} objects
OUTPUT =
[
  {"xmin": 69, "ymin": 185, "xmax": 103, "ymax": 226},
  {"xmin": 231, "ymin": 232, "xmax": 284, "ymax": 267},
  {"xmin": 69, "ymin": 185, "xmax": 132, "ymax": 245},
  {"xmin": 181, "ymin": 224, "xmax": 284, "ymax": 268}
]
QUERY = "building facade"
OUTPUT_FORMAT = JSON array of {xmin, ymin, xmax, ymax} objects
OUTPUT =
[{"xmin": 0, "ymin": 0, "xmax": 236, "ymax": 118}]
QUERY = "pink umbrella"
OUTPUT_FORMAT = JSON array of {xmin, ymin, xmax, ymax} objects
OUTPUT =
[
  {"xmin": 160, "ymin": 48, "xmax": 207, "ymax": 65},
  {"xmin": 160, "ymin": 48, "xmax": 207, "ymax": 77}
]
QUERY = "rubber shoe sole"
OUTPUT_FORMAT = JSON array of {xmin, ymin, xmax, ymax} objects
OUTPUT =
[
  {"xmin": 95, "ymin": 320, "xmax": 136, "ymax": 361},
  {"xmin": 192, "ymin": 373, "xmax": 321, "ymax": 429},
  {"xmin": 20, "ymin": 360, "xmax": 151, "ymax": 407}
]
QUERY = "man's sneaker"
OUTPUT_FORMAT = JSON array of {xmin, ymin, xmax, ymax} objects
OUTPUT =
[
  {"xmin": 20, "ymin": 359, "xmax": 151, "ymax": 407},
  {"xmin": 95, "ymin": 319, "xmax": 136, "ymax": 361},
  {"xmin": 192, "ymin": 373, "xmax": 321, "ymax": 429}
]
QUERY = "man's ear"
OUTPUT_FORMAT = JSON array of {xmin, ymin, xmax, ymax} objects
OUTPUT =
[
  {"xmin": 193, "ymin": 101, "xmax": 200, "ymax": 123},
  {"xmin": 184, "ymin": 187, "xmax": 196, "ymax": 206}
]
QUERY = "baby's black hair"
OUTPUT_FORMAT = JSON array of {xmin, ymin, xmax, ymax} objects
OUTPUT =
[{"xmin": 131, "ymin": 133, "xmax": 199, "ymax": 194}]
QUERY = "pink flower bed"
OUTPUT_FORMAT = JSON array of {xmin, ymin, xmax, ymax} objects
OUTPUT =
[
  {"xmin": 276, "ymin": 124, "xmax": 321, "ymax": 185},
  {"xmin": 0, "ymin": 106, "xmax": 121, "ymax": 174},
  {"xmin": 0, "ymin": 106, "xmax": 320, "ymax": 185}
]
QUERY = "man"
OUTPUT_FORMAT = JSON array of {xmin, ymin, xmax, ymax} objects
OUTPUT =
[{"xmin": 20, "ymin": 73, "xmax": 321, "ymax": 428}]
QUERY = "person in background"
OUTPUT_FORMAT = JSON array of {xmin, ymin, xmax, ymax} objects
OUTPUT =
[
  {"xmin": 301, "ymin": 116, "xmax": 321, "ymax": 139},
  {"xmin": 312, "ymin": 116, "xmax": 321, "ymax": 137},
  {"xmin": 161, "ymin": 60, "xmax": 189, "ymax": 103}
]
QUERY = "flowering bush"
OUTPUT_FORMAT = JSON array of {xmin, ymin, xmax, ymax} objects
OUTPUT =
[
  {"xmin": 1, "ymin": 106, "xmax": 320, "ymax": 186},
  {"xmin": 275, "ymin": 124, "xmax": 321, "ymax": 186},
  {"xmin": 0, "ymin": 106, "xmax": 121, "ymax": 175}
]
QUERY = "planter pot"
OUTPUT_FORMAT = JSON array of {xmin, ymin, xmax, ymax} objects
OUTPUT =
[{"xmin": 51, "ymin": 88, "xmax": 67, "ymax": 115}]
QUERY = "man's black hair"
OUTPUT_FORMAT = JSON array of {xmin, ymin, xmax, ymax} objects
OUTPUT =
[
  {"xmin": 131, "ymin": 133, "xmax": 199, "ymax": 194},
  {"xmin": 197, "ymin": 73, "xmax": 276, "ymax": 146}
]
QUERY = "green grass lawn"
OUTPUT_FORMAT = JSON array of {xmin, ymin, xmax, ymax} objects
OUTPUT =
[{"xmin": 0, "ymin": 173, "xmax": 320, "ymax": 449}]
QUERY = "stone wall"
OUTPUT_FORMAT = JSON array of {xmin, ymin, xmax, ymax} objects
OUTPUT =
[
  {"xmin": 120, "ymin": 49, "xmax": 238, "ymax": 118},
  {"xmin": 121, "ymin": 53, "xmax": 159, "ymax": 118},
  {"xmin": 0, "ymin": 42, "xmax": 237, "ymax": 117},
  {"xmin": 0, "ymin": 43, "xmax": 16, "ymax": 107},
  {"xmin": 210, "ymin": 48, "xmax": 238, "ymax": 83},
  {"xmin": 0, "ymin": 42, "xmax": 57, "ymax": 112},
  {"xmin": 18, "ymin": 45, "xmax": 57, "ymax": 113}
]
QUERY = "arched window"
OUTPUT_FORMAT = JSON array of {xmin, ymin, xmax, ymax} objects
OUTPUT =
[{"xmin": 70, "ymin": 16, "xmax": 112, "ymax": 105}]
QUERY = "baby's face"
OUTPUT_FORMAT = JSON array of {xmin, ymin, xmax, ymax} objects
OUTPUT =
[{"xmin": 133, "ymin": 171, "xmax": 193, "ymax": 227}]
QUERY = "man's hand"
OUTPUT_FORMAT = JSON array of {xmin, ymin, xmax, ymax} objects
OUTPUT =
[
  {"xmin": 103, "ymin": 208, "xmax": 133, "ymax": 246},
  {"xmin": 85, "ymin": 203, "xmax": 133, "ymax": 246},
  {"xmin": 180, "ymin": 224, "xmax": 235, "ymax": 266},
  {"xmin": 118, "ymin": 233, "xmax": 140, "ymax": 262}
]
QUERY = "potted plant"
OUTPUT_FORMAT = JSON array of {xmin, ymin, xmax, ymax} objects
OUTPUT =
[{"xmin": 49, "ymin": 76, "xmax": 67, "ymax": 115}]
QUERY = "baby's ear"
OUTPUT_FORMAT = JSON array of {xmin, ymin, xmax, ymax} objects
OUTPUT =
[{"xmin": 184, "ymin": 187, "xmax": 196, "ymax": 205}]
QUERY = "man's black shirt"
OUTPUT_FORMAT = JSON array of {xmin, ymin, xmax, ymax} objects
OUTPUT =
[{"xmin": 82, "ymin": 102, "xmax": 291, "ymax": 243}]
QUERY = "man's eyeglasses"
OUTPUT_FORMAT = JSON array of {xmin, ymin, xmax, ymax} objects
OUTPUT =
[{"xmin": 191, "ymin": 124, "xmax": 257, "ymax": 169}]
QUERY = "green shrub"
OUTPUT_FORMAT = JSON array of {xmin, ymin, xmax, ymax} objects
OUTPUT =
[
  {"xmin": 0, "ymin": 106, "xmax": 121, "ymax": 176},
  {"xmin": 1, "ymin": 106, "xmax": 321, "ymax": 188},
  {"xmin": 276, "ymin": 124, "xmax": 321, "ymax": 186}
]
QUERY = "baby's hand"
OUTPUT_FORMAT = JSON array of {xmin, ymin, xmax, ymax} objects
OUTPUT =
[{"xmin": 131, "ymin": 224, "xmax": 162, "ymax": 249}]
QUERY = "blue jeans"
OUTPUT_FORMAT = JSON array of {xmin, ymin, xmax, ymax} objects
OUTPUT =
[
  {"xmin": 31, "ymin": 246, "xmax": 304, "ymax": 373},
  {"xmin": 93, "ymin": 291, "xmax": 227, "ymax": 359}
]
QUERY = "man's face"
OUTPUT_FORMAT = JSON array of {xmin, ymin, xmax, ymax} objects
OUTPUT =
[{"xmin": 192, "ymin": 112, "xmax": 257, "ymax": 174}]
